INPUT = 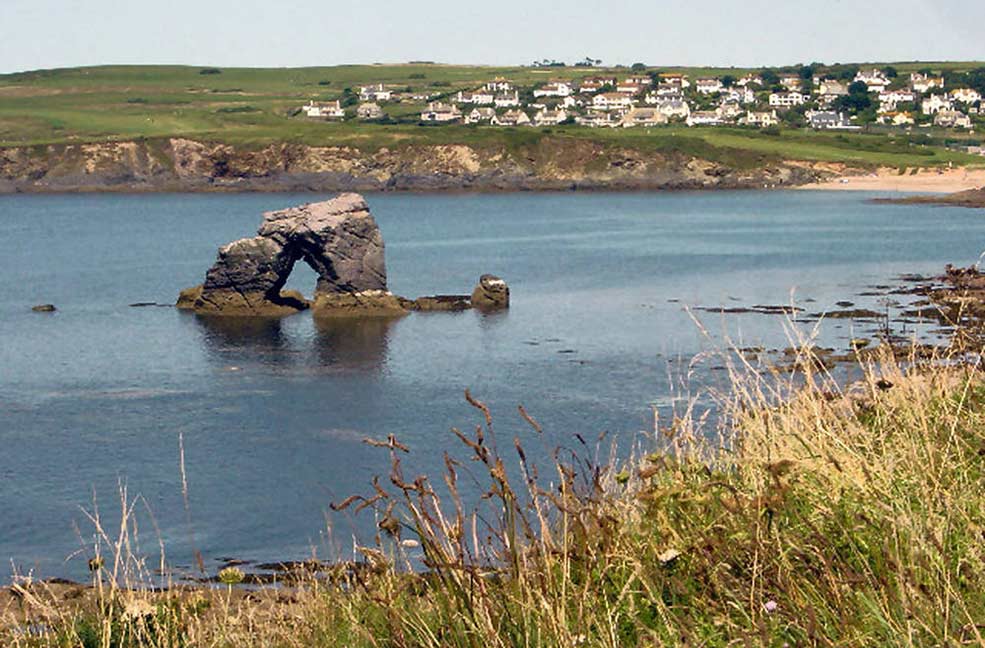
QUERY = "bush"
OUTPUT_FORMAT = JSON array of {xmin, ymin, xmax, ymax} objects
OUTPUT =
[
  {"xmin": 216, "ymin": 105, "xmax": 259, "ymax": 113},
  {"xmin": 198, "ymin": 68, "xmax": 222, "ymax": 75}
]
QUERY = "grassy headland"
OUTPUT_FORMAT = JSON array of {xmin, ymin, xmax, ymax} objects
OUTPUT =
[
  {"xmin": 1, "ymin": 63, "xmax": 984, "ymax": 170},
  {"xmin": 4, "ymin": 346, "xmax": 985, "ymax": 646}
]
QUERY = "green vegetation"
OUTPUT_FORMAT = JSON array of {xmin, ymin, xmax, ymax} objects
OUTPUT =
[
  {"xmin": 4, "ymin": 349, "xmax": 985, "ymax": 646},
  {"xmin": 1, "ymin": 64, "xmax": 984, "ymax": 168}
]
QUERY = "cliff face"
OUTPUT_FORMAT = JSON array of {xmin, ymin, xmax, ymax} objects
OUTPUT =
[{"xmin": 0, "ymin": 137, "xmax": 829, "ymax": 193}]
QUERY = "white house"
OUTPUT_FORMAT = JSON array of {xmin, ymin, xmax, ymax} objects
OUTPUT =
[
  {"xmin": 533, "ymin": 108, "xmax": 568, "ymax": 126},
  {"xmin": 576, "ymin": 111, "xmax": 620, "ymax": 128},
  {"xmin": 592, "ymin": 92, "xmax": 635, "ymax": 111},
  {"xmin": 356, "ymin": 103, "xmax": 385, "ymax": 120},
  {"xmin": 687, "ymin": 111, "xmax": 723, "ymax": 126},
  {"xmin": 769, "ymin": 91, "xmax": 806, "ymax": 108},
  {"xmin": 854, "ymin": 69, "xmax": 891, "ymax": 92},
  {"xmin": 655, "ymin": 99, "xmax": 690, "ymax": 119},
  {"xmin": 616, "ymin": 81, "xmax": 644, "ymax": 95},
  {"xmin": 578, "ymin": 77, "xmax": 616, "ymax": 94},
  {"xmin": 619, "ymin": 107, "xmax": 668, "ymax": 127},
  {"xmin": 742, "ymin": 110, "xmax": 778, "ymax": 127},
  {"xmin": 359, "ymin": 84, "xmax": 392, "ymax": 102},
  {"xmin": 465, "ymin": 107, "xmax": 496, "ymax": 124},
  {"xmin": 301, "ymin": 100, "xmax": 345, "ymax": 119},
  {"xmin": 951, "ymin": 88, "xmax": 983, "ymax": 104},
  {"xmin": 533, "ymin": 82, "xmax": 573, "ymax": 98},
  {"xmin": 624, "ymin": 75, "xmax": 653, "ymax": 87},
  {"xmin": 910, "ymin": 72, "xmax": 944, "ymax": 93},
  {"xmin": 483, "ymin": 78, "xmax": 514, "ymax": 93},
  {"xmin": 818, "ymin": 80, "xmax": 848, "ymax": 97},
  {"xmin": 716, "ymin": 100, "xmax": 743, "ymax": 120},
  {"xmin": 494, "ymin": 92, "xmax": 520, "ymax": 108},
  {"xmin": 659, "ymin": 73, "xmax": 690, "ymax": 89},
  {"xmin": 807, "ymin": 110, "xmax": 856, "ymax": 130},
  {"xmin": 878, "ymin": 111, "xmax": 915, "ymax": 126},
  {"xmin": 420, "ymin": 102, "xmax": 462, "ymax": 122},
  {"xmin": 736, "ymin": 74, "xmax": 763, "ymax": 87},
  {"xmin": 455, "ymin": 90, "xmax": 495, "ymax": 105},
  {"xmin": 934, "ymin": 110, "xmax": 973, "ymax": 128},
  {"xmin": 780, "ymin": 75, "xmax": 803, "ymax": 91},
  {"xmin": 723, "ymin": 85, "xmax": 755, "ymax": 104},
  {"xmin": 922, "ymin": 94, "xmax": 954, "ymax": 115},
  {"xmin": 695, "ymin": 78, "xmax": 725, "ymax": 94},
  {"xmin": 878, "ymin": 90, "xmax": 915, "ymax": 111},
  {"xmin": 492, "ymin": 109, "xmax": 531, "ymax": 126}
]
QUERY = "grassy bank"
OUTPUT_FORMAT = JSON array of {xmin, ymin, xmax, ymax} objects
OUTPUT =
[
  {"xmin": 1, "ymin": 65, "xmax": 984, "ymax": 170},
  {"xmin": 4, "ymin": 346, "xmax": 985, "ymax": 647}
]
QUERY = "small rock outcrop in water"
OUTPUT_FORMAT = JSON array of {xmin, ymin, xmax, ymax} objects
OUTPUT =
[
  {"xmin": 178, "ymin": 193, "xmax": 509, "ymax": 317},
  {"xmin": 471, "ymin": 274, "xmax": 510, "ymax": 311},
  {"xmin": 31, "ymin": 303, "xmax": 57, "ymax": 312},
  {"xmin": 178, "ymin": 193, "xmax": 403, "ymax": 316}
]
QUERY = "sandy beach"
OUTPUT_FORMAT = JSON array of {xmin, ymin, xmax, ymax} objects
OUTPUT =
[{"xmin": 802, "ymin": 166, "xmax": 985, "ymax": 193}]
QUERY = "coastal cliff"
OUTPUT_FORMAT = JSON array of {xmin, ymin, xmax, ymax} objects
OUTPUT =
[{"xmin": 0, "ymin": 137, "xmax": 833, "ymax": 193}]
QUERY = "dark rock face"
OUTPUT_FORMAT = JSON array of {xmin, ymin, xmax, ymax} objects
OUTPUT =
[
  {"xmin": 31, "ymin": 303, "xmax": 57, "ymax": 312},
  {"xmin": 471, "ymin": 275, "xmax": 510, "ymax": 311},
  {"xmin": 178, "ymin": 193, "xmax": 398, "ymax": 316}
]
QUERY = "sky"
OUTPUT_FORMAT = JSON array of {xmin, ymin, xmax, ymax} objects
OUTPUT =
[{"xmin": 1, "ymin": 0, "xmax": 984, "ymax": 74}]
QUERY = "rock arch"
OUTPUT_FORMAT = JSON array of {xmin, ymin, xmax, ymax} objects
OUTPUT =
[
  {"xmin": 178, "ymin": 193, "xmax": 402, "ymax": 316},
  {"xmin": 177, "ymin": 192, "xmax": 509, "ymax": 317}
]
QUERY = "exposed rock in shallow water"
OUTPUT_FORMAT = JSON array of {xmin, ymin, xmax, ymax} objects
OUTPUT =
[
  {"xmin": 471, "ymin": 274, "xmax": 510, "ymax": 311},
  {"xmin": 409, "ymin": 295, "xmax": 473, "ymax": 312},
  {"xmin": 178, "ymin": 193, "xmax": 396, "ymax": 316},
  {"xmin": 178, "ymin": 193, "xmax": 511, "ymax": 317},
  {"xmin": 31, "ymin": 303, "xmax": 56, "ymax": 312}
]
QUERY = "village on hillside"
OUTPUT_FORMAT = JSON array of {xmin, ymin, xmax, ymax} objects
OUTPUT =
[{"xmin": 298, "ymin": 64, "xmax": 984, "ymax": 145}]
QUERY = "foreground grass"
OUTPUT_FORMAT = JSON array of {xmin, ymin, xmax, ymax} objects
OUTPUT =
[{"xmin": 4, "ymin": 348, "xmax": 985, "ymax": 647}]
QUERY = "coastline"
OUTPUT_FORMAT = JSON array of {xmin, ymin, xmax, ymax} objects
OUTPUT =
[{"xmin": 796, "ymin": 165, "xmax": 985, "ymax": 193}]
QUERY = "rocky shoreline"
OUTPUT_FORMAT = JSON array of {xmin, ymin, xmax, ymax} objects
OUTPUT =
[
  {"xmin": 0, "ymin": 137, "xmax": 835, "ymax": 194},
  {"xmin": 872, "ymin": 186, "xmax": 985, "ymax": 208}
]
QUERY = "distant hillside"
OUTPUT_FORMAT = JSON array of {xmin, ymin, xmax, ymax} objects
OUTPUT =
[{"xmin": 1, "ymin": 63, "xmax": 983, "ymax": 192}]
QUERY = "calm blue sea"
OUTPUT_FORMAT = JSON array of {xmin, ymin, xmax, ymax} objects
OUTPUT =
[{"xmin": 1, "ymin": 190, "xmax": 982, "ymax": 581}]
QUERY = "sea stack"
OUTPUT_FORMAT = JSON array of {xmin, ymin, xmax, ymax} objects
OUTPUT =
[{"xmin": 178, "ymin": 193, "xmax": 404, "ymax": 317}]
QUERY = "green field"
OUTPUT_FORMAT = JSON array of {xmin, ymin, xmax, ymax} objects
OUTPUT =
[{"xmin": 1, "ymin": 63, "xmax": 984, "ymax": 168}]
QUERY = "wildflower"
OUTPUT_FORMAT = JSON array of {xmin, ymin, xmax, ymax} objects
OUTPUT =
[
  {"xmin": 658, "ymin": 548, "xmax": 680, "ymax": 564},
  {"xmin": 218, "ymin": 566, "xmax": 245, "ymax": 586},
  {"xmin": 764, "ymin": 599, "xmax": 778, "ymax": 613}
]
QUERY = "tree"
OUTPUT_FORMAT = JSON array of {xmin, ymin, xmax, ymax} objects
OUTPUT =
[
  {"xmin": 722, "ymin": 75, "xmax": 736, "ymax": 87},
  {"xmin": 760, "ymin": 69, "xmax": 780, "ymax": 87},
  {"xmin": 835, "ymin": 84, "xmax": 872, "ymax": 114},
  {"xmin": 882, "ymin": 66, "xmax": 898, "ymax": 78},
  {"xmin": 848, "ymin": 81, "xmax": 869, "ymax": 95},
  {"xmin": 838, "ymin": 65, "xmax": 860, "ymax": 81},
  {"xmin": 631, "ymin": 62, "xmax": 647, "ymax": 72}
]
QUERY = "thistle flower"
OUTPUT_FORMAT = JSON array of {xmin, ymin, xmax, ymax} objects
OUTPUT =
[{"xmin": 218, "ymin": 566, "xmax": 245, "ymax": 586}]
